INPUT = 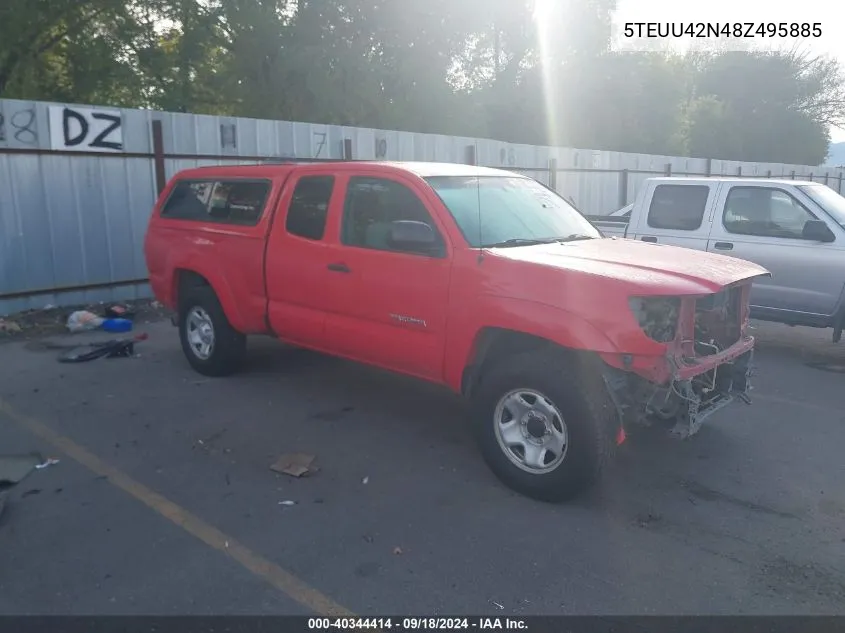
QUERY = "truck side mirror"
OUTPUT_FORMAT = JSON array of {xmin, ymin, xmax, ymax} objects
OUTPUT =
[
  {"xmin": 802, "ymin": 219, "xmax": 836, "ymax": 243},
  {"xmin": 387, "ymin": 220, "xmax": 441, "ymax": 255}
]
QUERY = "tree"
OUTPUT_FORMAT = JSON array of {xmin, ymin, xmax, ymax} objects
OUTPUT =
[{"xmin": 681, "ymin": 50, "xmax": 842, "ymax": 164}]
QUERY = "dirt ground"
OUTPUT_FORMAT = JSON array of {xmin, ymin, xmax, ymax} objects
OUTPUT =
[{"xmin": 0, "ymin": 315, "xmax": 844, "ymax": 615}]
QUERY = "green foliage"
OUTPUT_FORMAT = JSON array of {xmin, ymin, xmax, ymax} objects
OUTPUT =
[{"xmin": 1, "ymin": 0, "xmax": 843, "ymax": 165}]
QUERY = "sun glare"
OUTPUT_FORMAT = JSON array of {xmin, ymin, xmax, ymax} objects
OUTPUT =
[
  {"xmin": 532, "ymin": 0, "xmax": 558, "ymax": 146},
  {"xmin": 532, "ymin": 0, "xmax": 553, "ymax": 22}
]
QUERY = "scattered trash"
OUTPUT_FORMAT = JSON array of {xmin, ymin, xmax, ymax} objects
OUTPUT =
[
  {"xmin": 67, "ymin": 310, "xmax": 105, "ymax": 332},
  {"xmin": 105, "ymin": 304, "xmax": 134, "ymax": 319},
  {"xmin": 278, "ymin": 500, "xmax": 297, "ymax": 506},
  {"xmin": 0, "ymin": 319, "xmax": 22, "ymax": 334},
  {"xmin": 35, "ymin": 458, "xmax": 60, "ymax": 470},
  {"xmin": 363, "ymin": 534, "xmax": 374, "ymax": 543},
  {"xmin": 67, "ymin": 309, "xmax": 134, "ymax": 334},
  {"xmin": 0, "ymin": 453, "xmax": 42, "ymax": 486},
  {"xmin": 21, "ymin": 489, "xmax": 41, "ymax": 498},
  {"xmin": 101, "ymin": 318, "xmax": 133, "ymax": 333},
  {"xmin": 43, "ymin": 304, "xmax": 56, "ymax": 310},
  {"xmin": 225, "ymin": 541, "xmax": 229, "ymax": 549},
  {"xmin": 392, "ymin": 546, "xmax": 403, "ymax": 555},
  {"xmin": 270, "ymin": 453, "xmax": 316, "ymax": 478},
  {"xmin": 492, "ymin": 601, "xmax": 504, "ymax": 610},
  {"xmin": 362, "ymin": 476, "xmax": 369, "ymax": 485},
  {"xmin": 194, "ymin": 429, "xmax": 227, "ymax": 451},
  {"xmin": 57, "ymin": 333, "xmax": 148, "ymax": 363}
]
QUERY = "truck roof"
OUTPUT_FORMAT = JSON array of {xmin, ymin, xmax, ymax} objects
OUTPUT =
[
  {"xmin": 646, "ymin": 176, "xmax": 822, "ymax": 187},
  {"xmin": 173, "ymin": 160, "xmax": 519, "ymax": 181}
]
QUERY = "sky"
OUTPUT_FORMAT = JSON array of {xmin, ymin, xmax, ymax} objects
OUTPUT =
[{"xmin": 611, "ymin": 0, "xmax": 845, "ymax": 142}]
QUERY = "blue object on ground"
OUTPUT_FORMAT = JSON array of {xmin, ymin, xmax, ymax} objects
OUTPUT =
[{"xmin": 101, "ymin": 318, "xmax": 133, "ymax": 333}]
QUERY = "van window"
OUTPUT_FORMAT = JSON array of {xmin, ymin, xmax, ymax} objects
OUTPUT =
[
  {"xmin": 161, "ymin": 179, "xmax": 270, "ymax": 226},
  {"xmin": 285, "ymin": 176, "xmax": 335, "ymax": 240},
  {"xmin": 723, "ymin": 187, "xmax": 817, "ymax": 240},
  {"xmin": 646, "ymin": 185, "xmax": 710, "ymax": 230}
]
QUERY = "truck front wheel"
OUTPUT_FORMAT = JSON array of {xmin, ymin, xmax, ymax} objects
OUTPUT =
[
  {"xmin": 178, "ymin": 287, "xmax": 246, "ymax": 377},
  {"xmin": 471, "ymin": 350, "xmax": 615, "ymax": 502}
]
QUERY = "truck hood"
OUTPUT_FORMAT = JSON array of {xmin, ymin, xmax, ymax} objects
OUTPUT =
[{"xmin": 490, "ymin": 237, "xmax": 770, "ymax": 295}]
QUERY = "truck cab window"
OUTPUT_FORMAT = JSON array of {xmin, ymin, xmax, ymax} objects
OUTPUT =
[
  {"xmin": 342, "ymin": 177, "xmax": 440, "ymax": 253},
  {"xmin": 724, "ymin": 187, "xmax": 817, "ymax": 240},
  {"xmin": 286, "ymin": 176, "xmax": 335, "ymax": 240},
  {"xmin": 646, "ymin": 185, "xmax": 709, "ymax": 230}
]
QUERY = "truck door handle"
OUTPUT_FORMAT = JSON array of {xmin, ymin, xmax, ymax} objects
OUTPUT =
[
  {"xmin": 327, "ymin": 262, "xmax": 351, "ymax": 273},
  {"xmin": 641, "ymin": 236, "xmax": 657, "ymax": 243},
  {"xmin": 713, "ymin": 242, "xmax": 733, "ymax": 251}
]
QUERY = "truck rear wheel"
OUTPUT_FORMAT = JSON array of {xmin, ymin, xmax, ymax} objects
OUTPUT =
[
  {"xmin": 178, "ymin": 287, "xmax": 246, "ymax": 377},
  {"xmin": 471, "ymin": 350, "xmax": 615, "ymax": 502}
]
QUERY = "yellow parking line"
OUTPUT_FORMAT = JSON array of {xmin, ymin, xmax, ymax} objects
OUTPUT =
[{"xmin": 0, "ymin": 397, "xmax": 353, "ymax": 617}]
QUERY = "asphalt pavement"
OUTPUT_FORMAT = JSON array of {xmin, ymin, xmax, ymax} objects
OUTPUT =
[{"xmin": 0, "ymin": 318, "xmax": 843, "ymax": 615}]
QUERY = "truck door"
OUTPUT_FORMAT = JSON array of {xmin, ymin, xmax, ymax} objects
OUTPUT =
[
  {"xmin": 627, "ymin": 181, "xmax": 716, "ymax": 251},
  {"xmin": 706, "ymin": 183, "xmax": 845, "ymax": 318},
  {"xmin": 321, "ymin": 173, "xmax": 453, "ymax": 381},
  {"xmin": 264, "ymin": 172, "xmax": 341, "ymax": 346}
]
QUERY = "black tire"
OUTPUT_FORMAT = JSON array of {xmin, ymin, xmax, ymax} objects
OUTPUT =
[
  {"xmin": 178, "ymin": 286, "xmax": 246, "ymax": 377},
  {"xmin": 471, "ymin": 348, "xmax": 616, "ymax": 502}
]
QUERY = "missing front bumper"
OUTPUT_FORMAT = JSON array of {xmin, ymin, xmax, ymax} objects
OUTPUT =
[
  {"xmin": 669, "ymin": 349, "xmax": 753, "ymax": 438},
  {"xmin": 603, "ymin": 349, "xmax": 755, "ymax": 440}
]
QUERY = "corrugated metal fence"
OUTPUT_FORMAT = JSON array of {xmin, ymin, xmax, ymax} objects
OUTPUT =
[{"xmin": 2, "ymin": 97, "xmax": 844, "ymax": 315}]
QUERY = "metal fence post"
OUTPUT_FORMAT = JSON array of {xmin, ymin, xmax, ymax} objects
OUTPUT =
[
  {"xmin": 810, "ymin": 172, "xmax": 814, "ymax": 182},
  {"xmin": 737, "ymin": 166, "xmax": 742, "ymax": 176},
  {"xmin": 791, "ymin": 170, "xmax": 796, "ymax": 179},
  {"xmin": 151, "ymin": 120, "xmax": 167, "ymax": 195},
  {"xmin": 766, "ymin": 170, "xmax": 772, "ymax": 178},
  {"xmin": 824, "ymin": 172, "xmax": 829, "ymax": 186},
  {"xmin": 664, "ymin": 163, "xmax": 672, "ymax": 176},
  {"xmin": 705, "ymin": 158, "xmax": 712, "ymax": 177},
  {"xmin": 618, "ymin": 169, "xmax": 629, "ymax": 207},
  {"xmin": 548, "ymin": 158, "xmax": 558, "ymax": 190},
  {"xmin": 839, "ymin": 172, "xmax": 843, "ymax": 194},
  {"xmin": 343, "ymin": 138, "xmax": 353, "ymax": 160},
  {"xmin": 465, "ymin": 145, "xmax": 476, "ymax": 166}
]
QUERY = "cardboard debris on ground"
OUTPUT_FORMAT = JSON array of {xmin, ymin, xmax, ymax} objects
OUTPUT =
[
  {"xmin": 0, "ymin": 453, "xmax": 42, "ymax": 486},
  {"xmin": 270, "ymin": 453, "xmax": 316, "ymax": 478}
]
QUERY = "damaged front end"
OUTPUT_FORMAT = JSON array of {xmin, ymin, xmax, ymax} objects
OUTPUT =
[{"xmin": 601, "ymin": 283, "xmax": 756, "ymax": 439}]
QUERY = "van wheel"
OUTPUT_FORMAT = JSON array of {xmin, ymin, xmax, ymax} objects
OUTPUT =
[
  {"xmin": 178, "ymin": 287, "xmax": 246, "ymax": 377},
  {"xmin": 471, "ymin": 349, "xmax": 615, "ymax": 502}
]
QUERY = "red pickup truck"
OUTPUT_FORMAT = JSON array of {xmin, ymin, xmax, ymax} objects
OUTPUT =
[{"xmin": 144, "ymin": 161, "xmax": 770, "ymax": 502}]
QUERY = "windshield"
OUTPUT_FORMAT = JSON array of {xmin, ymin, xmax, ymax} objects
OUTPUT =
[
  {"xmin": 425, "ymin": 176, "xmax": 601, "ymax": 248},
  {"xmin": 797, "ymin": 184, "xmax": 845, "ymax": 229}
]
